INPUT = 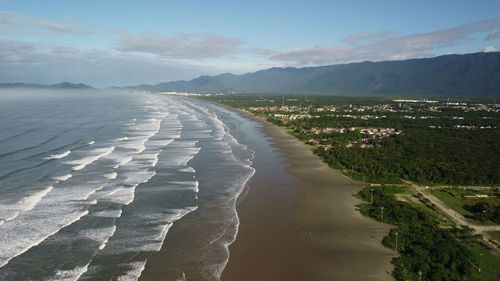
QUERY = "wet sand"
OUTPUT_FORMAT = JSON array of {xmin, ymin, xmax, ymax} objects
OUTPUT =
[{"xmin": 221, "ymin": 108, "xmax": 395, "ymax": 281}]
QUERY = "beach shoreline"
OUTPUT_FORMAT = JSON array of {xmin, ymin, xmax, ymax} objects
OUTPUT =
[{"xmin": 219, "ymin": 105, "xmax": 396, "ymax": 281}]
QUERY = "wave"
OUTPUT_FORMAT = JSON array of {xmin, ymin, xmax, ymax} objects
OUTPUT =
[
  {"xmin": 67, "ymin": 146, "xmax": 115, "ymax": 171},
  {"xmin": 48, "ymin": 264, "xmax": 89, "ymax": 281},
  {"xmin": 0, "ymin": 186, "xmax": 54, "ymax": 225},
  {"xmin": 111, "ymin": 206, "xmax": 198, "ymax": 281},
  {"xmin": 113, "ymin": 156, "xmax": 133, "ymax": 169},
  {"xmin": 0, "ymin": 134, "xmax": 59, "ymax": 159},
  {"xmin": 91, "ymin": 209, "xmax": 122, "ymax": 218},
  {"xmin": 0, "ymin": 209, "xmax": 90, "ymax": 269},
  {"xmin": 80, "ymin": 186, "xmax": 105, "ymax": 201},
  {"xmin": 18, "ymin": 186, "xmax": 54, "ymax": 211},
  {"xmin": 103, "ymin": 172, "xmax": 117, "ymax": 180},
  {"xmin": 115, "ymin": 261, "xmax": 147, "ymax": 281},
  {"xmin": 43, "ymin": 150, "xmax": 71, "ymax": 160},
  {"xmin": 53, "ymin": 174, "xmax": 72, "ymax": 181},
  {"xmin": 168, "ymin": 181, "xmax": 200, "ymax": 193},
  {"xmin": 179, "ymin": 167, "xmax": 196, "ymax": 173},
  {"xmin": 78, "ymin": 225, "xmax": 117, "ymax": 251},
  {"xmin": 0, "ymin": 128, "xmax": 38, "ymax": 144}
]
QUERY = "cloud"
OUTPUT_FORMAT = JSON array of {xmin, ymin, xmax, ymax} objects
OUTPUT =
[
  {"xmin": 343, "ymin": 31, "xmax": 393, "ymax": 46},
  {"xmin": 0, "ymin": 37, "xmax": 249, "ymax": 87},
  {"xmin": 486, "ymin": 28, "xmax": 499, "ymax": 40},
  {"xmin": 271, "ymin": 19, "xmax": 500, "ymax": 65},
  {"xmin": 114, "ymin": 32, "xmax": 243, "ymax": 59},
  {"xmin": 0, "ymin": 10, "xmax": 90, "ymax": 35},
  {"xmin": 249, "ymin": 47, "xmax": 278, "ymax": 56},
  {"xmin": 484, "ymin": 45, "xmax": 498, "ymax": 52}
]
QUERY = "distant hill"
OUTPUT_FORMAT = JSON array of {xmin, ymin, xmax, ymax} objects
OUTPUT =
[
  {"xmin": 134, "ymin": 52, "xmax": 500, "ymax": 97},
  {"xmin": 0, "ymin": 82, "xmax": 94, "ymax": 90}
]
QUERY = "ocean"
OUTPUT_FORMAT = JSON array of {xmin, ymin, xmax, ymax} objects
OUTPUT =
[{"xmin": 0, "ymin": 90, "xmax": 255, "ymax": 281}]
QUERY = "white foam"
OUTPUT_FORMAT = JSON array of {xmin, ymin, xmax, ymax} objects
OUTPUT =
[
  {"xmin": 43, "ymin": 150, "xmax": 71, "ymax": 160},
  {"xmin": 0, "ymin": 186, "xmax": 54, "ymax": 224},
  {"xmin": 103, "ymin": 172, "xmax": 117, "ymax": 180},
  {"xmin": 78, "ymin": 225, "xmax": 117, "ymax": 251},
  {"xmin": 116, "ymin": 261, "xmax": 147, "ymax": 281},
  {"xmin": 91, "ymin": 209, "xmax": 122, "ymax": 218},
  {"xmin": 0, "ymin": 209, "xmax": 89, "ymax": 268},
  {"xmin": 179, "ymin": 167, "xmax": 196, "ymax": 173},
  {"xmin": 138, "ymin": 207, "xmax": 198, "ymax": 252},
  {"xmin": 48, "ymin": 264, "xmax": 89, "ymax": 281},
  {"xmin": 115, "ymin": 137, "xmax": 129, "ymax": 142},
  {"xmin": 67, "ymin": 146, "xmax": 115, "ymax": 171},
  {"xmin": 81, "ymin": 186, "xmax": 104, "ymax": 201},
  {"xmin": 99, "ymin": 226, "xmax": 117, "ymax": 250},
  {"xmin": 18, "ymin": 186, "xmax": 54, "ymax": 211},
  {"xmin": 168, "ymin": 181, "xmax": 199, "ymax": 193},
  {"xmin": 88, "ymin": 141, "xmax": 95, "ymax": 145},
  {"xmin": 53, "ymin": 174, "xmax": 72, "ymax": 181},
  {"xmin": 113, "ymin": 156, "xmax": 133, "ymax": 169}
]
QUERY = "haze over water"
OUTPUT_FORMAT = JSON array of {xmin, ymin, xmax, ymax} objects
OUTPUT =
[{"xmin": 0, "ymin": 90, "xmax": 255, "ymax": 280}]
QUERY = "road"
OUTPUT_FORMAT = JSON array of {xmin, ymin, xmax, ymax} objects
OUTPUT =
[{"xmin": 412, "ymin": 185, "xmax": 500, "ymax": 255}]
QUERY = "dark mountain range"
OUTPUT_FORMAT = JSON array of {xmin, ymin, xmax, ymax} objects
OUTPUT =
[
  {"xmin": 131, "ymin": 52, "xmax": 500, "ymax": 96},
  {"xmin": 0, "ymin": 82, "xmax": 94, "ymax": 90}
]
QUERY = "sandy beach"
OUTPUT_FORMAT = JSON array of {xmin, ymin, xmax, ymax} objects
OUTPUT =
[
  {"xmin": 139, "ymin": 101, "xmax": 395, "ymax": 281},
  {"xmin": 220, "ymin": 108, "xmax": 396, "ymax": 281}
]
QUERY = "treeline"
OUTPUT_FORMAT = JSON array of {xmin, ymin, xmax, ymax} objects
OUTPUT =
[{"xmin": 313, "ymin": 128, "xmax": 500, "ymax": 185}]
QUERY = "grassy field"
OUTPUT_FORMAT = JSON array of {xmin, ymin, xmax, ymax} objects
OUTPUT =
[
  {"xmin": 429, "ymin": 188, "xmax": 499, "ymax": 225},
  {"xmin": 469, "ymin": 242, "xmax": 500, "ymax": 280},
  {"xmin": 429, "ymin": 189, "xmax": 474, "ymax": 216}
]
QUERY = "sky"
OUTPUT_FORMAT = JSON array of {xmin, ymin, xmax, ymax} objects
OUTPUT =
[{"xmin": 1, "ymin": 0, "xmax": 500, "ymax": 87}]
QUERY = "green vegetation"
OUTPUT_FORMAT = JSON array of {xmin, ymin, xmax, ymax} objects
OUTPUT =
[
  {"xmin": 200, "ymin": 93, "xmax": 500, "ymax": 280},
  {"xmin": 430, "ymin": 188, "xmax": 500, "ymax": 225},
  {"xmin": 358, "ymin": 185, "xmax": 499, "ymax": 281},
  {"xmin": 203, "ymin": 94, "xmax": 500, "ymax": 186}
]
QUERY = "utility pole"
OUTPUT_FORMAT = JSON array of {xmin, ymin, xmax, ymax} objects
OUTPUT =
[
  {"xmin": 479, "ymin": 253, "xmax": 483, "ymax": 273},
  {"xmin": 380, "ymin": 206, "xmax": 384, "ymax": 222},
  {"xmin": 395, "ymin": 231, "xmax": 398, "ymax": 252},
  {"xmin": 370, "ymin": 188, "xmax": 374, "ymax": 204}
]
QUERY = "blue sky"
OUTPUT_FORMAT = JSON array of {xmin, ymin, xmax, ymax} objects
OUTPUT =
[{"xmin": 1, "ymin": 0, "xmax": 500, "ymax": 87}]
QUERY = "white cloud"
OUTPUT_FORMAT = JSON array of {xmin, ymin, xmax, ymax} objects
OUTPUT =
[
  {"xmin": 0, "ymin": 10, "xmax": 90, "ymax": 35},
  {"xmin": 484, "ymin": 45, "xmax": 498, "ymax": 52},
  {"xmin": 270, "ymin": 19, "xmax": 500, "ymax": 65},
  {"xmin": 0, "ymin": 38, "xmax": 224, "ymax": 87},
  {"xmin": 114, "ymin": 32, "xmax": 243, "ymax": 59}
]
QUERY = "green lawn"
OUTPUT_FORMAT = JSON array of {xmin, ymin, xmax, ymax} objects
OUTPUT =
[
  {"xmin": 429, "ymin": 189, "xmax": 499, "ymax": 225},
  {"xmin": 469, "ymin": 242, "xmax": 500, "ymax": 281},
  {"xmin": 429, "ymin": 189, "xmax": 474, "ymax": 216}
]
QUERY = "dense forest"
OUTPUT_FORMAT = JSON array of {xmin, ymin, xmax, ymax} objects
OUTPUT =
[
  {"xmin": 311, "ymin": 128, "xmax": 500, "ymax": 185},
  {"xmin": 204, "ymin": 94, "xmax": 500, "ymax": 186}
]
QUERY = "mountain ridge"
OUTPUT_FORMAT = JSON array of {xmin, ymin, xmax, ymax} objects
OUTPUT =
[
  {"xmin": 0, "ymin": 82, "xmax": 95, "ymax": 90},
  {"xmin": 3, "ymin": 52, "xmax": 500, "ymax": 97},
  {"xmin": 129, "ymin": 52, "xmax": 500, "ymax": 97}
]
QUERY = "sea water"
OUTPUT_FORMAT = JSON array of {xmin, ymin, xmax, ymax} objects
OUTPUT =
[{"xmin": 0, "ymin": 90, "xmax": 255, "ymax": 281}]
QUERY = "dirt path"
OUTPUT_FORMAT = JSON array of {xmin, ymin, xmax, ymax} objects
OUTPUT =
[{"xmin": 413, "ymin": 185, "xmax": 500, "ymax": 255}]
